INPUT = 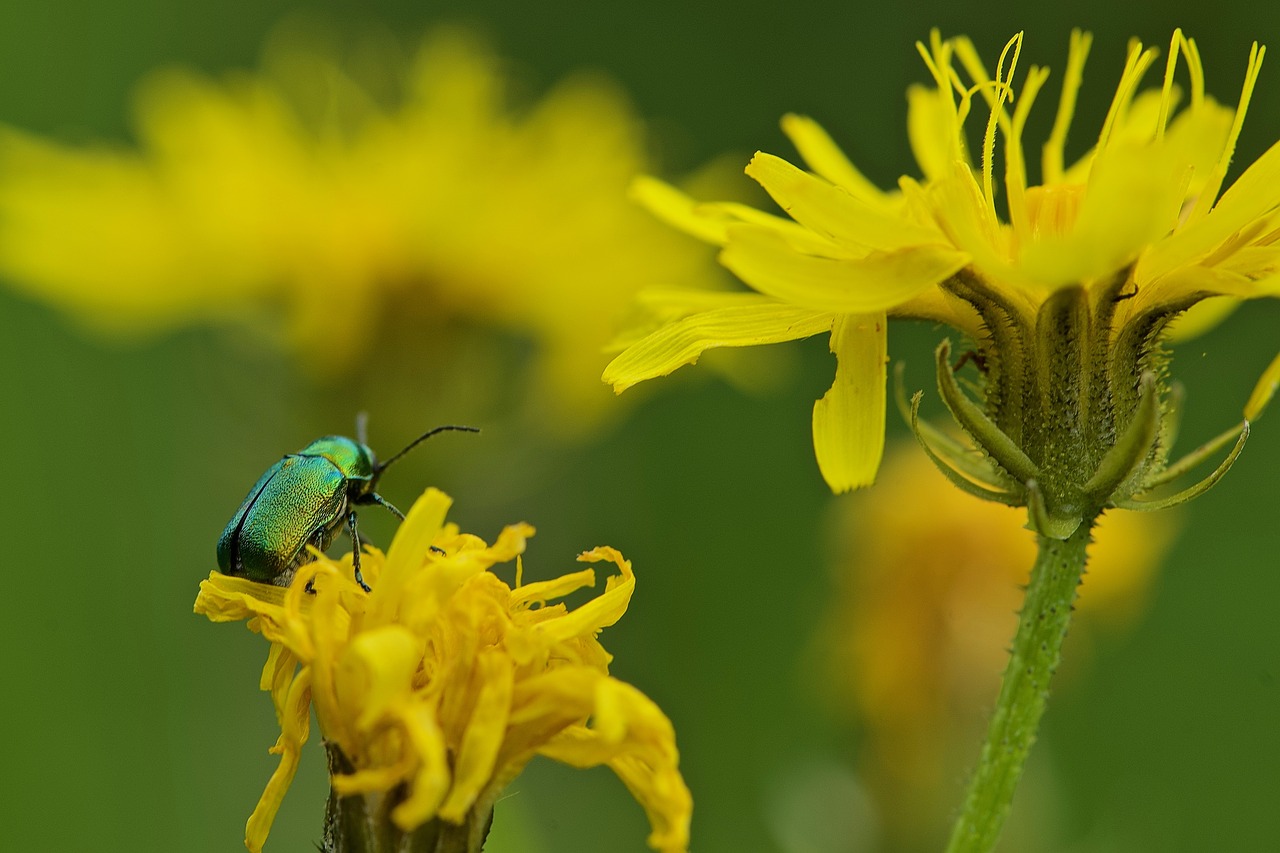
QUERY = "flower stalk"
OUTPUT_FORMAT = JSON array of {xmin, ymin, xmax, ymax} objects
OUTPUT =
[
  {"xmin": 943, "ymin": 522, "xmax": 1093, "ymax": 853},
  {"xmin": 916, "ymin": 268, "xmax": 1257, "ymax": 850}
]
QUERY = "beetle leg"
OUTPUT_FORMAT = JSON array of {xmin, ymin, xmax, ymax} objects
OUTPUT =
[
  {"xmin": 366, "ymin": 492, "xmax": 406, "ymax": 520},
  {"xmin": 347, "ymin": 511, "xmax": 372, "ymax": 593}
]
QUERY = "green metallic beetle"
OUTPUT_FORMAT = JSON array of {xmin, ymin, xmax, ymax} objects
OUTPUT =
[{"xmin": 217, "ymin": 418, "xmax": 478, "ymax": 592}]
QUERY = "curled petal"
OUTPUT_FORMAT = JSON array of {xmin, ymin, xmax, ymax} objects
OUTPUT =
[
  {"xmin": 531, "ymin": 548, "xmax": 634, "ymax": 642},
  {"xmin": 510, "ymin": 568, "xmax": 596, "ymax": 610}
]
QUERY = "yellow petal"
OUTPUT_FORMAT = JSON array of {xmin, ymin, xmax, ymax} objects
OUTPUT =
[
  {"xmin": 629, "ymin": 176, "xmax": 730, "ymax": 245},
  {"xmin": 395, "ymin": 522, "xmax": 533, "ymax": 632},
  {"xmin": 1246, "ymin": 350, "xmax": 1280, "ymax": 421},
  {"xmin": 507, "ymin": 667, "xmax": 599, "ymax": 726},
  {"xmin": 439, "ymin": 651, "xmax": 514, "ymax": 821},
  {"xmin": 610, "ymin": 753, "xmax": 693, "ymax": 853},
  {"xmin": 745, "ymin": 152, "xmax": 937, "ymax": 251},
  {"xmin": 812, "ymin": 314, "xmax": 887, "ymax": 492},
  {"xmin": 1020, "ymin": 143, "xmax": 1187, "ymax": 286},
  {"xmin": 695, "ymin": 200, "xmax": 840, "ymax": 255},
  {"xmin": 335, "ymin": 625, "xmax": 422, "ymax": 732},
  {"xmin": 531, "ymin": 548, "xmax": 634, "ymax": 643},
  {"xmin": 301, "ymin": 570, "xmax": 352, "ymax": 744},
  {"xmin": 331, "ymin": 763, "xmax": 415, "ymax": 796},
  {"xmin": 907, "ymin": 82, "xmax": 964, "ymax": 182},
  {"xmin": 1161, "ymin": 97, "xmax": 1234, "ymax": 197},
  {"xmin": 537, "ymin": 679, "xmax": 690, "ymax": 853},
  {"xmin": 603, "ymin": 298, "xmax": 833, "ymax": 393},
  {"xmin": 245, "ymin": 665, "xmax": 312, "ymax": 853},
  {"xmin": 925, "ymin": 166, "xmax": 1017, "ymax": 285},
  {"xmin": 390, "ymin": 704, "xmax": 452, "ymax": 829},
  {"xmin": 1213, "ymin": 243, "xmax": 1280, "ymax": 283},
  {"xmin": 1165, "ymin": 296, "xmax": 1239, "ymax": 342},
  {"xmin": 510, "ymin": 567, "xmax": 596, "ymax": 610},
  {"xmin": 194, "ymin": 571, "xmax": 288, "ymax": 621},
  {"xmin": 368, "ymin": 488, "xmax": 452, "ymax": 627},
  {"xmin": 1139, "ymin": 264, "xmax": 1260, "ymax": 310},
  {"xmin": 720, "ymin": 226, "xmax": 966, "ymax": 313},
  {"xmin": 779, "ymin": 113, "xmax": 891, "ymax": 206},
  {"xmin": 1141, "ymin": 136, "xmax": 1280, "ymax": 282}
]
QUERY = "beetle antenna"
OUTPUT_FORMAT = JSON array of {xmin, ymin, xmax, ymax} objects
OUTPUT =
[
  {"xmin": 376, "ymin": 425, "xmax": 480, "ymax": 473},
  {"xmin": 355, "ymin": 411, "xmax": 370, "ymax": 446}
]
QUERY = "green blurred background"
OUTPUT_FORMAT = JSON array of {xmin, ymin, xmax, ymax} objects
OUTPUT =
[{"xmin": 1, "ymin": 1, "xmax": 1278, "ymax": 852}]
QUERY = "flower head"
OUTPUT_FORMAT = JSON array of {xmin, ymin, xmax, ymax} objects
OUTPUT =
[
  {"xmin": 0, "ymin": 27, "xmax": 726, "ymax": 428},
  {"xmin": 607, "ymin": 30, "xmax": 1280, "ymax": 499},
  {"xmin": 195, "ymin": 488, "xmax": 690, "ymax": 853}
]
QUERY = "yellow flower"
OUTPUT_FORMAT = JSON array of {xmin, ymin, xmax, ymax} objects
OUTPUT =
[
  {"xmin": 194, "ymin": 487, "xmax": 690, "ymax": 853},
  {"xmin": 606, "ymin": 30, "xmax": 1280, "ymax": 491},
  {"xmin": 0, "ymin": 27, "xmax": 725, "ymax": 427},
  {"xmin": 817, "ymin": 441, "xmax": 1174, "ymax": 844}
]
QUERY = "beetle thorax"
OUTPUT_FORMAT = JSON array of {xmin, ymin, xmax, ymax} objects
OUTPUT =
[{"xmin": 299, "ymin": 436, "xmax": 378, "ymax": 486}]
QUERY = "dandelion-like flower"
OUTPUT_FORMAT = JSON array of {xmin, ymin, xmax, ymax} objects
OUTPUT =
[
  {"xmin": 0, "ymin": 27, "xmax": 726, "ymax": 428},
  {"xmin": 607, "ymin": 29, "xmax": 1279, "ymax": 506},
  {"xmin": 606, "ymin": 29, "xmax": 1280, "ymax": 852},
  {"xmin": 195, "ymin": 487, "xmax": 690, "ymax": 853}
]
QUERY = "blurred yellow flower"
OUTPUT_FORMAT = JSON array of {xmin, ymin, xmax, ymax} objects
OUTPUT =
[
  {"xmin": 195, "ymin": 487, "xmax": 690, "ymax": 853},
  {"xmin": 0, "ymin": 27, "xmax": 725, "ymax": 427},
  {"xmin": 818, "ymin": 442, "xmax": 1174, "ymax": 845},
  {"xmin": 606, "ymin": 30, "xmax": 1280, "ymax": 490}
]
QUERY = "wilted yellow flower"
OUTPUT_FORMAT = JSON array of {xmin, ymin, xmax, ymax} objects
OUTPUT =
[
  {"xmin": 195, "ymin": 487, "xmax": 690, "ymax": 853},
  {"xmin": 819, "ymin": 442, "xmax": 1174, "ymax": 846},
  {"xmin": 607, "ymin": 29, "xmax": 1280, "ymax": 492},
  {"xmin": 0, "ymin": 27, "xmax": 725, "ymax": 427}
]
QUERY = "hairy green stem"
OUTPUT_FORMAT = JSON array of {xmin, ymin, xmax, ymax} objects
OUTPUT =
[{"xmin": 944, "ymin": 521, "xmax": 1093, "ymax": 853}]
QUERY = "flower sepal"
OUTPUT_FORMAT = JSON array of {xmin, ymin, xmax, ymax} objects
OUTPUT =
[{"xmin": 914, "ymin": 277, "xmax": 1255, "ymax": 535}]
